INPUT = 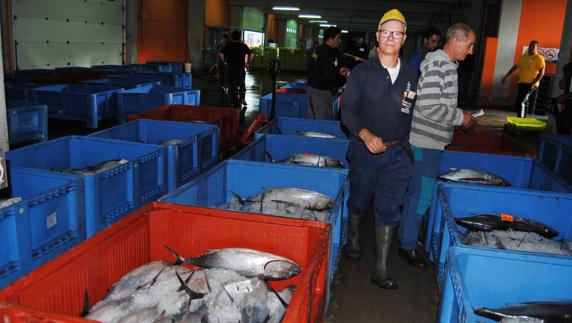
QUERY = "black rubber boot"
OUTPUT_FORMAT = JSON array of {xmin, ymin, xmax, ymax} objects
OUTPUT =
[
  {"xmin": 371, "ymin": 225, "xmax": 398, "ymax": 289},
  {"xmin": 346, "ymin": 214, "xmax": 362, "ymax": 260}
]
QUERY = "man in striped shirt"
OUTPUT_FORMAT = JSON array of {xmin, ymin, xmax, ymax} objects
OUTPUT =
[{"xmin": 398, "ymin": 23, "xmax": 475, "ymax": 268}]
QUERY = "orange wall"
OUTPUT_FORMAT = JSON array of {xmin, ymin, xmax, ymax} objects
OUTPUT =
[
  {"xmin": 266, "ymin": 14, "xmax": 277, "ymax": 43},
  {"xmin": 508, "ymin": 0, "xmax": 567, "ymax": 98},
  {"xmin": 137, "ymin": 0, "xmax": 188, "ymax": 63},
  {"xmin": 205, "ymin": 0, "xmax": 230, "ymax": 27},
  {"xmin": 480, "ymin": 37, "xmax": 498, "ymax": 100}
]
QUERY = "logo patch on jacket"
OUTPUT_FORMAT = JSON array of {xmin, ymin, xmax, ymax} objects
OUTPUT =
[{"xmin": 401, "ymin": 81, "xmax": 416, "ymax": 114}]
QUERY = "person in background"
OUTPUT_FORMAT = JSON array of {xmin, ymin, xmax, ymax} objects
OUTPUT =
[
  {"xmin": 368, "ymin": 38, "xmax": 379, "ymax": 58},
  {"xmin": 342, "ymin": 9, "xmax": 417, "ymax": 289},
  {"xmin": 398, "ymin": 23, "xmax": 475, "ymax": 268},
  {"xmin": 345, "ymin": 32, "xmax": 369, "ymax": 69},
  {"xmin": 307, "ymin": 41, "xmax": 320, "ymax": 69},
  {"xmin": 502, "ymin": 40, "xmax": 545, "ymax": 117},
  {"xmin": 307, "ymin": 27, "xmax": 349, "ymax": 120},
  {"xmin": 408, "ymin": 27, "xmax": 442, "ymax": 76},
  {"xmin": 219, "ymin": 30, "xmax": 254, "ymax": 108},
  {"xmin": 215, "ymin": 33, "xmax": 230, "ymax": 93}
]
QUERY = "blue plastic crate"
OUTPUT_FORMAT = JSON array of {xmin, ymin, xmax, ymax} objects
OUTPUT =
[
  {"xmin": 279, "ymin": 80, "xmax": 307, "ymax": 89},
  {"xmin": 259, "ymin": 92, "xmax": 308, "ymax": 118},
  {"xmin": 89, "ymin": 119, "xmax": 219, "ymax": 192},
  {"xmin": 146, "ymin": 61, "xmax": 183, "ymax": 73},
  {"xmin": 425, "ymin": 151, "xmax": 572, "ymax": 257},
  {"xmin": 6, "ymin": 136, "xmax": 167, "ymax": 237},
  {"xmin": 232, "ymin": 134, "xmax": 350, "ymax": 168},
  {"xmin": 255, "ymin": 117, "xmax": 349, "ymax": 140},
  {"xmin": 0, "ymin": 198, "xmax": 29, "ymax": 289},
  {"xmin": 91, "ymin": 65, "xmax": 147, "ymax": 73},
  {"xmin": 5, "ymin": 78, "xmax": 30, "ymax": 101},
  {"xmin": 432, "ymin": 182, "xmax": 572, "ymax": 289},
  {"xmin": 82, "ymin": 77, "xmax": 160, "ymax": 89},
  {"xmin": 160, "ymin": 160, "xmax": 349, "ymax": 291},
  {"xmin": 117, "ymin": 85, "xmax": 201, "ymax": 121},
  {"xmin": 7, "ymin": 100, "xmax": 48, "ymax": 145},
  {"xmin": 439, "ymin": 247, "xmax": 572, "ymax": 323},
  {"xmin": 54, "ymin": 67, "xmax": 92, "ymax": 74},
  {"xmin": 0, "ymin": 168, "xmax": 85, "ymax": 288},
  {"xmin": 28, "ymin": 84, "xmax": 124, "ymax": 128}
]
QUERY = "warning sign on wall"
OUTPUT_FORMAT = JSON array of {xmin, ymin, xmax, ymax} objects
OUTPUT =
[{"xmin": 522, "ymin": 46, "xmax": 560, "ymax": 63}]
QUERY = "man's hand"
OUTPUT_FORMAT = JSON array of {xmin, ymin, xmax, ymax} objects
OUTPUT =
[
  {"xmin": 359, "ymin": 129, "xmax": 386, "ymax": 154},
  {"xmin": 462, "ymin": 111, "xmax": 474, "ymax": 128},
  {"xmin": 340, "ymin": 67, "xmax": 350, "ymax": 77}
]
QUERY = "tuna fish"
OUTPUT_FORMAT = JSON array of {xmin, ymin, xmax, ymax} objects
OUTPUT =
[
  {"xmin": 462, "ymin": 229, "xmax": 572, "ymax": 256},
  {"xmin": 474, "ymin": 300, "xmax": 572, "ymax": 322},
  {"xmin": 55, "ymin": 159, "xmax": 128, "ymax": 175},
  {"xmin": 456, "ymin": 214, "xmax": 560, "ymax": 239},
  {"xmin": 438, "ymin": 168, "xmax": 510, "ymax": 187},
  {"xmin": 232, "ymin": 187, "xmax": 335, "ymax": 212},
  {"xmin": 266, "ymin": 152, "xmax": 344, "ymax": 168},
  {"xmin": 164, "ymin": 246, "xmax": 301, "ymax": 280},
  {"xmin": 296, "ymin": 131, "xmax": 339, "ymax": 139}
]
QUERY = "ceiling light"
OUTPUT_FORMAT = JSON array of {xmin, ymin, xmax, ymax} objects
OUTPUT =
[
  {"xmin": 341, "ymin": 30, "xmax": 348, "ymax": 33},
  {"xmin": 299, "ymin": 14, "xmax": 321, "ymax": 19},
  {"xmin": 319, "ymin": 24, "xmax": 337, "ymax": 27},
  {"xmin": 272, "ymin": 6, "xmax": 300, "ymax": 11},
  {"xmin": 309, "ymin": 20, "xmax": 328, "ymax": 23}
]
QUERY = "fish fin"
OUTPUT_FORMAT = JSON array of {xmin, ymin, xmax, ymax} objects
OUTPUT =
[
  {"xmin": 264, "ymin": 151, "xmax": 276, "ymax": 163},
  {"xmin": 266, "ymin": 282, "xmax": 289, "ymax": 309},
  {"xmin": 176, "ymin": 270, "xmax": 196, "ymax": 292},
  {"xmin": 230, "ymin": 191, "xmax": 246, "ymax": 205},
  {"xmin": 473, "ymin": 307, "xmax": 505, "ymax": 320},
  {"xmin": 137, "ymin": 267, "xmax": 166, "ymax": 290},
  {"xmin": 175, "ymin": 271, "xmax": 205, "ymax": 300},
  {"xmin": 163, "ymin": 245, "xmax": 186, "ymax": 266},
  {"xmin": 79, "ymin": 289, "xmax": 90, "ymax": 317}
]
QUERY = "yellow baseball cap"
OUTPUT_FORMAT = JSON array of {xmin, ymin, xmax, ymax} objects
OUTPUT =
[{"xmin": 378, "ymin": 9, "xmax": 407, "ymax": 29}]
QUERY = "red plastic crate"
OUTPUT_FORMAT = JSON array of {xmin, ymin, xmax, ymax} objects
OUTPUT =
[
  {"xmin": 447, "ymin": 128, "xmax": 536, "ymax": 158},
  {"xmin": 276, "ymin": 88, "xmax": 306, "ymax": 94},
  {"xmin": 0, "ymin": 202, "xmax": 330, "ymax": 323},
  {"xmin": 129, "ymin": 104, "xmax": 240, "ymax": 158}
]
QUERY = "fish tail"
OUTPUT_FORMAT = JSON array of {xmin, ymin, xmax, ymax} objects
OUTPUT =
[
  {"xmin": 230, "ymin": 191, "xmax": 246, "ymax": 206},
  {"xmin": 163, "ymin": 245, "xmax": 187, "ymax": 266},
  {"xmin": 79, "ymin": 289, "xmax": 90, "ymax": 317},
  {"xmin": 473, "ymin": 307, "xmax": 504, "ymax": 320},
  {"xmin": 175, "ymin": 271, "xmax": 205, "ymax": 300}
]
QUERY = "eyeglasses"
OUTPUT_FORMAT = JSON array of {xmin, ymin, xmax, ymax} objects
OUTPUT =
[{"xmin": 378, "ymin": 30, "xmax": 405, "ymax": 39}]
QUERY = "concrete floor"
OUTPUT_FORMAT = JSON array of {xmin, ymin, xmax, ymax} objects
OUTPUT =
[{"xmin": 41, "ymin": 68, "xmax": 543, "ymax": 322}]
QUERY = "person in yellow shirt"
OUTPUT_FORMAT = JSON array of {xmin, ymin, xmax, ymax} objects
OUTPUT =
[{"xmin": 502, "ymin": 40, "xmax": 545, "ymax": 117}]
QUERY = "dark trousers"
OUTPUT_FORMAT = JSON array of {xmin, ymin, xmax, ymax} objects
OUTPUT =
[
  {"xmin": 347, "ymin": 139, "xmax": 412, "ymax": 227},
  {"xmin": 228, "ymin": 66, "xmax": 246, "ymax": 106},
  {"xmin": 515, "ymin": 83, "xmax": 538, "ymax": 117}
]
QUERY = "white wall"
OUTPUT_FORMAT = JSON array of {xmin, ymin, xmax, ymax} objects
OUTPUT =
[{"xmin": 13, "ymin": 0, "xmax": 124, "ymax": 69}]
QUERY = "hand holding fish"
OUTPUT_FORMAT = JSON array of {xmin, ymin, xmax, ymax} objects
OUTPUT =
[{"xmin": 359, "ymin": 128, "xmax": 386, "ymax": 154}]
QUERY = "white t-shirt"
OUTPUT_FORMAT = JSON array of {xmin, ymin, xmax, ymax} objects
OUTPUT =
[{"xmin": 382, "ymin": 58, "xmax": 401, "ymax": 84}]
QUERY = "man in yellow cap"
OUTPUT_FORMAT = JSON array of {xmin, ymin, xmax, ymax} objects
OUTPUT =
[{"xmin": 341, "ymin": 8, "xmax": 418, "ymax": 289}]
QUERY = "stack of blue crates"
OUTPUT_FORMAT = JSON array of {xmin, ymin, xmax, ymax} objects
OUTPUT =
[
  {"xmin": 538, "ymin": 133, "xmax": 572, "ymax": 186},
  {"xmin": 6, "ymin": 100, "xmax": 48, "ymax": 146},
  {"xmin": 28, "ymin": 84, "xmax": 124, "ymax": 128},
  {"xmin": 89, "ymin": 119, "xmax": 219, "ymax": 192},
  {"xmin": 426, "ymin": 150, "xmax": 572, "ymax": 262},
  {"xmin": 6, "ymin": 136, "xmax": 167, "ymax": 237},
  {"xmin": 117, "ymin": 85, "xmax": 200, "ymax": 121},
  {"xmin": 258, "ymin": 92, "xmax": 340, "ymax": 119},
  {"xmin": 0, "ymin": 168, "xmax": 85, "ymax": 288}
]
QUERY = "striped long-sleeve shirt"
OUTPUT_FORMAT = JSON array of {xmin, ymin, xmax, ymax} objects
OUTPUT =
[{"xmin": 409, "ymin": 49, "xmax": 464, "ymax": 150}]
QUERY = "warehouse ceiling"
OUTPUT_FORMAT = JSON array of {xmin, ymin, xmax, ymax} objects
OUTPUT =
[{"xmin": 230, "ymin": 0, "xmax": 477, "ymax": 32}]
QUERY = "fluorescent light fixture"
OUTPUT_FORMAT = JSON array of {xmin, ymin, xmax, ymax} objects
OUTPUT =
[
  {"xmin": 272, "ymin": 6, "xmax": 300, "ymax": 11},
  {"xmin": 309, "ymin": 20, "xmax": 328, "ymax": 23},
  {"xmin": 319, "ymin": 24, "xmax": 337, "ymax": 27},
  {"xmin": 299, "ymin": 14, "xmax": 321, "ymax": 19},
  {"xmin": 341, "ymin": 30, "xmax": 348, "ymax": 33}
]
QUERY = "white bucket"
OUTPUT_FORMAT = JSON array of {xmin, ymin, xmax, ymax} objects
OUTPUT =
[{"xmin": 184, "ymin": 63, "xmax": 192, "ymax": 73}]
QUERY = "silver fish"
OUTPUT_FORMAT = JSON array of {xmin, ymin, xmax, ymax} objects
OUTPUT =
[
  {"xmin": 232, "ymin": 187, "xmax": 335, "ymax": 212},
  {"xmin": 165, "ymin": 246, "xmax": 301, "ymax": 280},
  {"xmin": 474, "ymin": 301, "xmax": 572, "ymax": 321},
  {"xmin": 0, "ymin": 197, "xmax": 23, "ymax": 209},
  {"xmin": 438, "ymin": 168, "xmax": 510, "ymax": 186},
  {"xmin": 55, "ymin": 159, "xmax": 128, "ymax": 176},
  {"xmin": 296, "ymin": 131, "xmax": 338, "ymax": 139},
  {"xmin": 267, "ymin": 152, "xmax": 344, "ymax": 168},
  {"xmin": 266, "ymin": 287, "xmax": 295, "ymax": 323},
  {"xmin": 462, "ymin": 229, "xmax": 572, "ymax": 256}
]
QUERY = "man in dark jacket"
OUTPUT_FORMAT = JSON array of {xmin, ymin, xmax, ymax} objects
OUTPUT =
[
  {"xmin": 307, "ymin": 27, "xmax": 349, "ymax": 119},
  {"xmin": 220, "ymin": 30, "xmax": 254, "ymax": 107},
  {"xmin": 341, "ymin": 9, "xmax": 417, "ymax": 289}
]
